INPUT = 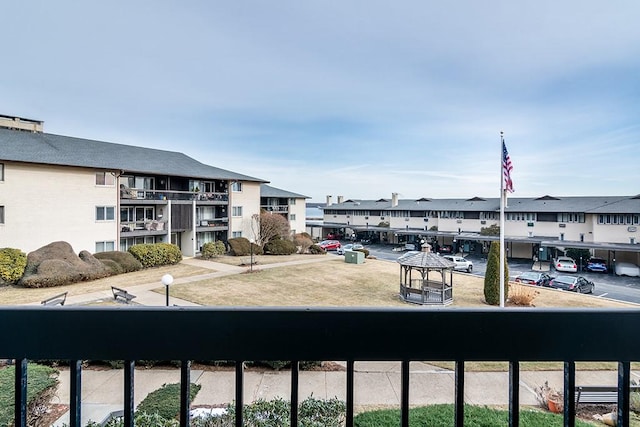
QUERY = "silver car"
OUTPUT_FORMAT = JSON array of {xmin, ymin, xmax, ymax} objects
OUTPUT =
[
  {"xmin": 336, "ymin": 243, "xmax": 364, "ymax": 255},
  {"xmin": 442, "ymin": 255, "xmax": 473, "ymax": 272}
]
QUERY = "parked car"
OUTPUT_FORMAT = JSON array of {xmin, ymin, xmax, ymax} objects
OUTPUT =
[
  {"xmin": 548, "ymin": 275, "xmax": 594, "ymax": 293},
  {"xmin": 437, "ymin": 245, "xmax": 453, "ymax": 254},
  {"xmin": 515, "ymin": 272, "xmax": 553, "ymax": 287},
  {"xmin": 553, "ymin": 257, "xmax": 577, "ymax": 273},
  {"xmin": 585, "ymin": 257, "xmax": 608, "ymax": 273},
  {"xmin": 336, "ymin": 243, "xmax": 364, "ymax": 255},
  {"xmin": 442, "ymin": 255, "xmax": 473, "ymax": 272},
  {"xmin": 615, "ymin": 262, "xmax": 640, "ymax": 277},
  {"xmin": 318, "ymin": 240, "xmax": 341, "ymax": 251},
  {"xmin": 327, "ymin": 232, "xmax": 343, "ymax": 240}
]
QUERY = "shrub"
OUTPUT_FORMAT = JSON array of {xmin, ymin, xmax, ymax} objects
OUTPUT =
[
  {"xmin": 94, "ymin": 251, "xmax": 143, "ymax": 274},
  {"xmin": 128, "ymin": 243, "xmax": 182, "ymax": 268},
  {"xmin": 0, "ymin": 247, "xmax": 27, "ymax": 284},
  {"xmin": 103, "ymin": 412, "xmax": 179, "ymax": 427},
  {"xmin": 264, "ymin": 239, "xmax": 297, "ymax": 255},
  {"xmin": 355, "ymin": 248, "xmax": 370, "ymax": 258},
  {"xmin": 203, "ymin": 396, "xmax": 346, "ymax": 426},
  {"xmin": 483, "ymin": 241, "xmax": 509, "ymax": 305},
  {"xmin": 0, "ymin": 363, "xmax": 58, "ymax": 426},
  {"xmin": 308, "ymin": 245, "xmax": 325, "ymax": 255},
  {"xmin": 202, "ymin": 241, "xmax": 227, "ymax": 258},
  {"xmin": 136, "ymin": 382, "xmax": 201, "ymax": 420},
  {"xmin": 293, "ymin": 234, "xmax": 314, "ymax": 254},
  {"xmin": 508, "ymin": 283, "xmax": 539, "ymax": 306},
  {"xmin": 228, "ymin": 237, "xmax": 263, "ymax": 257}
]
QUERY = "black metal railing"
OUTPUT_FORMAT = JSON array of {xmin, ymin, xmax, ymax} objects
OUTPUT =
[{"xmin": 2, "ymin": 307, "xmax": 639, "ymax": 427}]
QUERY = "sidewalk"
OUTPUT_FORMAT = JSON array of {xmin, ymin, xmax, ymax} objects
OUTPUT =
[{"xmin": 52, "ymin": 361, "xmax": 636, "ymax": 425}]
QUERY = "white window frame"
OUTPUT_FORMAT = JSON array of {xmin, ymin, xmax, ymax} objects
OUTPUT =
[
  {"xmin": 0, "ymin": 206, "xmax": 4, "ymax": 224},
  {"xmin": 290, "ymin": 214, "xmax": 296, "ymax": 221},
  {"xmin": 231, "ymin": 181, "xmax": 243, "ymax": 192},
  {"xmin": 95, "ymin": 171, "xmax": 115, "ymax": 186},
  {"xmin": 232, "ymin": 206, "xmax": 243, "ymax": 217},
  {"xmin": 95, "ymin": 241, "xmax": 115, "ymax": 253},
  {"xmin": 289, "ymin": 198, "xmax": 296, "ymax": 205},
  {"xmin": 0, "ymin": 163, "xmax": 4, "ymax": 181},
  {"xmin": 96, "ymin": 206, "xmax": 115, "ymax": 221},
  {"xmin": 232, "ymin": 231, "xmax": 242, "ymax": 238}
]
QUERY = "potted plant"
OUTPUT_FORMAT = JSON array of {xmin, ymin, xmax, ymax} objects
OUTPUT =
[{"xmin": 535, "ymin": 381, "xmax": 563, "ymax": 413}]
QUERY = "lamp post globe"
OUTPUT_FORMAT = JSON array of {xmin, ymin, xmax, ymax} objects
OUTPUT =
[{"xmin": 162, "ymin": 274, "xmax": 173, "ymax": 306}]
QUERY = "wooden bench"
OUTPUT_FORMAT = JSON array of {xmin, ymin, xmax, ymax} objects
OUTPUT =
[
  {"xmin": 111, "ymin": 286, "xmax": 136, "ymax": 304},
  {"xmin": 41, "ymin": 292, "xmax": 68, "ymax": 306},
  {"xmin": 575, "ymin": 385, "xmax": 640, "ymax": 405}
]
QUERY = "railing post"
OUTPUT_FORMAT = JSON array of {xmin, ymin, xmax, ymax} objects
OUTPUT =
[
  {"xmin": 70, "ymin": 360, "xmax": 82, "ymax": 427},
  {"xmin": 346, "ymin": 360, "xmax": 354, "ymax": 427},
  {"xmin": 509, "ymin": 361, "xmax": 519, "ymax": 427},
  {"xmin": 401, "ymin": 360, "xmax": 410, "ymax": 427},
  {"xmin": 455, "ymin": 360, "xmax": 465, "ymax": 427},
  {"xmin": 618, "ymin": 361, "xmax": 631, "ymax": 427},
  {"xmin": 180, "ymin": 360, "xmax": 191, "ymax": 427},
  {"xmin": 563, "ymin": 361, "xmax": 575, "ymax": 427},
  {"xmin": 14, "ymin": 359, "xmax": 27, "ymax": 427},
  {"xmin": 235, "ymin": 361, "xmax": 244, "ymax": 427},
  {"xmin": 124, "ymin": 360, "xmax": 135, "ymax": 427},
  {"xmin": 290, "ymin": 360, "xmax": 299, "ymax": 427}
]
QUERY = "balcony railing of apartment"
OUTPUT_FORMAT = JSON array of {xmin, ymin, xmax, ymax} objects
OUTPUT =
[
  {"xmin": 261, "ymin": 205, "xmax": 289, "ymax": 213},
  {"xmin": 120, "ymin": 188, "xmax": 229, "ymax": 202},
  {"xmin": 120, "ymin": 220, "xmax": 167, "ymax": 233},
  {"xmin": 3, "ymin": 307, "xmax": 639, "ymax": 427}
]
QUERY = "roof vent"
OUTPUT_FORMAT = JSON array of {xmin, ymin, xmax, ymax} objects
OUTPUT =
[
  {"xmin": 535, "ymin": 195, "xmax": 561, "ymax": 201},
  {"xmin": 466, "ymin": 196, "xmax": 486, "ymax": 202}
]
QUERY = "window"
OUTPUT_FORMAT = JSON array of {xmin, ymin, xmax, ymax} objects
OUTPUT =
[
  {"xmin": 232, "ymin": 206, "xmax": 243, "ymax": 217},
  {"xmin": 289, "ymin": 198, "xmax": 296, "ymax": 205},
  {"xmin": 0, "ymin": 163, "xmax": 4, "ymax": 181},
  {"xmin": 96, "ymin": 206, "xmax": 115, "ymax": 221},
  {"xmin": 232, "ymin": 231, "xmax": 242, "ymax": 238},
  {"xmin": 0, "ymin": 206, "xmax": 4, "ymax": 224},
  {"xmin": 231, "ymin": 182, "xmax": 242, "ymax": 192},
  {"xmin": 95, "ymin": 172, "xmax": 115, "ymax": 186},
  {"xmin": 290, "ymin": 214, "xmax": 296, "ymax": 221},
  {"xmin": 95, "ymin": 241, "xmax": 115, "ymax": 253}
]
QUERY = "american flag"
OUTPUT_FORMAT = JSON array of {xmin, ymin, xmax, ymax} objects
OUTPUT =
[{"xmin": 502, "ymin": 141, "xmax": 514, "ymax": 193}]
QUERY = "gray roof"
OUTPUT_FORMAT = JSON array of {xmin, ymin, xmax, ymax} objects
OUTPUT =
[
  {"xmin": 325, "ymin": 195, "xmax": 640, "ymax": 214},
  {"xmin": 0, "ymin": 128, "xmax": 267, "ymax": 182},
  {"xmin": 396, "ymin": 250, "xmax": 456, "ymax": 269},
  {"xmin": 260, "ymin": 184, "xmax": 309, "ymax": 199}
]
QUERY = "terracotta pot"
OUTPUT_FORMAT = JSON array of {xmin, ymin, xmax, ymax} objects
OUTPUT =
[{"xmin": 547, "ymin": 398, "xmax": 562, "ymax": 413}]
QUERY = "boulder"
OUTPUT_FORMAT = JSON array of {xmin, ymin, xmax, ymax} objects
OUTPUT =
[{"xmin": 19, "ymin": 241, "xmax": 111, "ymax": 288}]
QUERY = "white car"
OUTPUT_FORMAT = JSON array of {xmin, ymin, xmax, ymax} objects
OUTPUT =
[
  {"xmin": 615, "ymin": 262, "xmax": 640, "ymax": 277},
  {"xmin": 442, "ymin": 255, "xmax": 473, "ymax": 273},
  {"xmin": 553, "ymin": 257, "xmax": 577, "ymax": 273},
  {"xmin": 336, "ymin": 243, "xmax": 364, "ymax": 255}
]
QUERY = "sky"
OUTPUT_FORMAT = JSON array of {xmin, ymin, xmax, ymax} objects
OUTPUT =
[{"xmin": 2, "ymin": 1, "xmax": 639, "ymax": 202}]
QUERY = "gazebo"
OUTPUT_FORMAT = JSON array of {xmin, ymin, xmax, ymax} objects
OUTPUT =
[{"xmin": 397, "ymin": 244, "xmax": 456, "ymax": 305}]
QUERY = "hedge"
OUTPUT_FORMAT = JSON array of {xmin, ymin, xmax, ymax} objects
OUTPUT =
[
  {"xmin": 136, "ymin": 382, "xmax": 201, "ymax": 420},
  {"xmin": 264, "ymin": 239, "xmax": 297, "ymax": 255},
  {"xmin": 94, "ymin": 251, "xmax": 143, "ymax": 274},
  {"xmin": 228, "ymin": 237, "xmax": 263, "ymax": 257},
  {"xmin": 128, "ymin": 243, "xmax": 182, "ymax": 268},
  {"xmin": 202, "ymin": 241, "xmax": 227, "ymax": 258},
  {"xmin": 0, "ymin": 247, "xmax": 27, "ymax": 284}
]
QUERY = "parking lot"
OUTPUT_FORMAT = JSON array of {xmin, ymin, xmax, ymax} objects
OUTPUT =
[{"xmin": 331, "ymin": 242, "xmax": 640, "ymax": 305}]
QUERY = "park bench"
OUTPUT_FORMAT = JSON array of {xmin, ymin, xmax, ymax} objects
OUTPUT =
[
  {"xmin": 111, "ymin": 286, "xmax": 136, "ymax": 304},
  {"xmin": 575, "ymin": 385, "xmax": 640, "ymax": 405},
  {"xmin": 41, "ymin": 292, "xmax": 68, "ymax": 306}
]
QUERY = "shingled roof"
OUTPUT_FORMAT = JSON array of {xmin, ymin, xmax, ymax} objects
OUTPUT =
[
  {"xmin": 396, "ymin": 250, "xmax": 456, "ymax": 269},
  {"xmin": 0, "ymin": 127, "xmax": 266, "ymax": 182}
]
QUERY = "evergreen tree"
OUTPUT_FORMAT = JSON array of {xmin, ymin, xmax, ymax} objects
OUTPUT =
[{"xmin": 484, "ymin": 241, "xmax": 510, "ymax": 305}]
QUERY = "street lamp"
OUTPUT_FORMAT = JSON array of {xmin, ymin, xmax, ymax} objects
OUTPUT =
[
  {"xmin": 161, "ymin": 274, "xmax": 173, "ymax": 307},
  {"xmin": 249, "ymin": 238, "xmax": 255, "ymax": 272},
  {"xmin": 539, "ymin": 247, "xmax": 544, "ymax": 271}
]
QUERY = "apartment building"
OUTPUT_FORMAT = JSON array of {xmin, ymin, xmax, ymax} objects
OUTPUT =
[
  {"xmin": 0, "ymin": 115, "xmax": 270, "ymax": 256},
  {"xmin": 321, "ymin": 192, "xmax": 640, "ymax": 264},
  {"xmin": 260, "ymin": 184, "xmax": 309, "ymax": 235}
]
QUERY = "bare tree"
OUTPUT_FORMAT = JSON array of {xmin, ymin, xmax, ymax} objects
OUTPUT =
[{"xmin": 252, "ymin": 212, "xmax": 290, "ymax": 246}]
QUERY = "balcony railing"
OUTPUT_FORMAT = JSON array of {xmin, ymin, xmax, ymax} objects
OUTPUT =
[
  {"xmin": 261, "ymin": 205, "xmax": 289, "ymax": 213},
  {"xmin": 2, "ymin": 307, "xmax": 639, "ymax": 427},
  {"xmin": 121, "ymin": 188, "xmax": 229, "ymax": 202}
]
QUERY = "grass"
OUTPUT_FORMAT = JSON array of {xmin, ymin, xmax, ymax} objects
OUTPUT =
[
  {"xmin": 0, "ymin": 363, "xmax": 58, "ymax": 426},
  {"xmin": 352, "ymin": 404, "xmax": 598, "ymax": 426}
]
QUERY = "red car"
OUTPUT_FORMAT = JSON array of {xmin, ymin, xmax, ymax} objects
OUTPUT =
[{"xmin": 319, "ymin": 240, "xmax": 341, "ymax": 250}]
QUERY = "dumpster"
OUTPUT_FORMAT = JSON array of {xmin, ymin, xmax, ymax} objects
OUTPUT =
[{"xmin": 344, "ymin": 250, "xmax": 365, "ymax": 264}]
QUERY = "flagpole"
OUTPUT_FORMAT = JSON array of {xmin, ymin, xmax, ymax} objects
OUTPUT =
[{"xmin": 499, "ymin": 131, "xmax": 505, "ymax": 308}]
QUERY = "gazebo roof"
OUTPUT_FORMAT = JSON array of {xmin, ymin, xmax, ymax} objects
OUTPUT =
[{"xmin": 396, "ymin": 251, "xmax": 456, "ymax": 269}]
